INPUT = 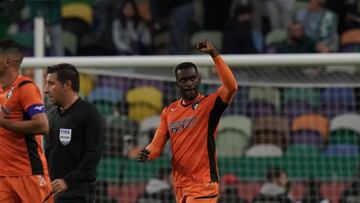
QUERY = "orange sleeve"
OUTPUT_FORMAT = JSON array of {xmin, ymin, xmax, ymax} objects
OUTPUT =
[
  {"xmin": 146, "ymin": 108, "xmax": 169, "ymax": 160},
  {"xmin": 214, "ymin": 56, "xmax": 238, "ymax": 104}
]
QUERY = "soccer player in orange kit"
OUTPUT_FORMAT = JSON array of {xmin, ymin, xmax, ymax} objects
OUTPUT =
[
  {"xmin": 138, "ymin": 40, "xmax": 238, "ymax": 203},
  {"xmin": 0, "ymin": 39, "xmax": 52, "ymax": 203}
]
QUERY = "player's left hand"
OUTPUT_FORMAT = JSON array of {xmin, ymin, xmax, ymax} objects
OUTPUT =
[
  {"xmin": 51, "ymin": 179, "xmax": 68, "ymax": 196},
  {"xmin": 137, "ymin": 148, "xmax": 150, "ymax": 162}
]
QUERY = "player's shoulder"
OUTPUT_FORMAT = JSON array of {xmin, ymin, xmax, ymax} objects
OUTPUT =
[
  {"xmin": 163, "ymin": 99, "xmax": 180, "ymax": 112},
  {"xmin": 15, "ymin": 76, "xmax": 41, "ymax": 96},
  {"xmin": 208, "ymin": 92, "xmax": 218, "ymax": 97},
  {"xmin": 202, "ymin": 92, "xmax": 217, "ymax": 101},
  {"xmin": 16, "ymin": 76, "xmax": 35, "ymax": 88}
]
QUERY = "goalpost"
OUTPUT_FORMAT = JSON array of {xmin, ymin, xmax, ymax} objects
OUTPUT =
[{"xmin": 21, "ymin": 54, "xmax": 360, "ymax": 203}]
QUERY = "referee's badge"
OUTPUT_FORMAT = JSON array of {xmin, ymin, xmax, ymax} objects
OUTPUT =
[{"xmin": 59, "ymin": 128, "xmax": 72, "ymax": 145}]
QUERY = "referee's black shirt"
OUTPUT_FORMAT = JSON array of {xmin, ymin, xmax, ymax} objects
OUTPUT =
[{"xmin": 46, "ymin": 98, "xmax": 104, "ymax": 188}]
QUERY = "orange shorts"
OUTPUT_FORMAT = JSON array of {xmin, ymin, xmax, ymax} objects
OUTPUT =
[
  {"xmin": 0, "ymin": 175, "xmax": 53, "ymax": 203},
  {"xmin": 174, "ymin": 182, "xmax": 219, "ymax": 203}
]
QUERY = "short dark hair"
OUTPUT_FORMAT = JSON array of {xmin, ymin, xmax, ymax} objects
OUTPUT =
[
  {"xmin": 174, "ymin": 62, "xmax": 198, "ymax": 79},
  {"xmin": 266, "ymin": 166, "xmax": 284, "ymax": 181},
  {"xmin": 0, "ymin": 39, "xmax": 24, "ymax": 64},
  {"xmin": 47, "ymin": 63, "xmax": 80, "ymax": 92}
]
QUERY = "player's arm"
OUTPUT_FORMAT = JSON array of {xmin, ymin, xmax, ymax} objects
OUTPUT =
[
  {"xmin": 0, "ymin": 111, "xmax": 48, "ymax": 135},
  {"xmin": 138, "ymin": 108, "xmax": 169, "ymax": 162},
  {"xmin": 0, "ymin": 82, "xmax": 48, "ymax": 135},
  {"xmin": 197, "ymin": 40, "xmax": 238, "ymax": 103}
]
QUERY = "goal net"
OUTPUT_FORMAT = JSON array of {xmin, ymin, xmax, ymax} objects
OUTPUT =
[{"xmin": 25, "ymin": 58, "xmax": 360, "ymax": 203}]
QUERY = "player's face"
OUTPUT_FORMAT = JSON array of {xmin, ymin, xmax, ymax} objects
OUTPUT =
[
  {"xmin": 176, "ymin": 67, "xmax": 201, "ymax": 101},
  {"xmin": 0, "ymin": 54, "xmax": 10, "ymax": 77},
  {"xmin": 44, "ymin": 73, "xmax": 65, "ymax": 106}
]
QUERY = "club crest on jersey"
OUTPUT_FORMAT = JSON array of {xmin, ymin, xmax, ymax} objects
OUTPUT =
[
  {"xmin": 59, "ymin": 128, "xmax": 72, "ymax": 145},
  {"xmin": 6, "ymin": 87, "xmax": 14, "ymax": 99},
  {"xmin": 192, "ymin": 101, "xmax": 199, "ymax": 110}
]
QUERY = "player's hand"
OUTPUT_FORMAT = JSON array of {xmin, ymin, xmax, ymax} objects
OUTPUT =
[
  {"xmin": 196, "ymin": 40, "xmax": 215, "ymax": 53},
  {"xmin": 137, "ymin": 148, "xmax": 150, "ymax": 162},
  {"xmin": 51, "ymin": 179, "xmax": 68, "ymax": 196},
  {"xmin": 196, "ymin": 40, "xmax": 219, "ymax": 58}
]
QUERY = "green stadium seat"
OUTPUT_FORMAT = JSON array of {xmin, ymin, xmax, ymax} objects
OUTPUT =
[
  {"xmin": 283, "ymin": 88, "xmax": 321, "ymax": 107},
  {"xmin": 219, "ymin": 115, "xmax": 252, "ymax": 137},
  {"xmin": 216, "ymin": 131, "xmax": 249, "ymax": 157},
  {"xmin": 249, "ymin": 87, "xmax": 281, "ymax": 111},
  {"xmin": 285, "ymin": 144, "xmax": 321, "ymax": 157},
  {"xmin": 93, "ymin": 101, "xmax": 114, "ymax": 117},
  {"xmin": 97, "ymin": 157, "xmax": 124, "ymax": 182},
  {"xmin": 328, "ymin": 129, "xmax": 360, "ymax": 145}
]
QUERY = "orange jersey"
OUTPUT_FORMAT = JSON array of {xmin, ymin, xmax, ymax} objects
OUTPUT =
[
  {"xmin": 146, "ymin": 56, "xmax": 237, "ymax": 187},
  {"xmin": 0, "ymin": 75, "xmax": 48, "ymax": 176},
  {"xmin": 155, "ymin": 93, "xmax": 228, "ymax": 187}
]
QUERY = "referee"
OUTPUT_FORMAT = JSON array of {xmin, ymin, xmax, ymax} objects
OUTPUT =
[{"xmin": 44, "ymin": 63, "xmax": 104, "ymax": 202}]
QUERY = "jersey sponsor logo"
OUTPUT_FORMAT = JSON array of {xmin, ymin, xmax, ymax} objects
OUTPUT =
[
  {"xmin": 169, "ymin": 117, "xmax": 198, "ymax": 134},
  {"xmin": 59, "ymin": 128, "xmax": 72, "ymax": 145}
]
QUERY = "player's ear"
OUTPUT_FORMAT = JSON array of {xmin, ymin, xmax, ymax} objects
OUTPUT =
[
  {"xmin": 4, "ymin": 56, "xmax": 11, "ymax": 68},
  {"xmin": 64, "ymin": 80, "xmax": 72, "ymax": 91}
]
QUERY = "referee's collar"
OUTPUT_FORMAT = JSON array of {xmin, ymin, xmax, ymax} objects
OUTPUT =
[{"xmin": 57, "ymin": 97, "xmax": 82, "ymax": 115}]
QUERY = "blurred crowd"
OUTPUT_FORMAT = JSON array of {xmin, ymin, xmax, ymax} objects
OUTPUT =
[{"xmin": 0, "ymin": 0, "xmax": 360, "ymax": 56}]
